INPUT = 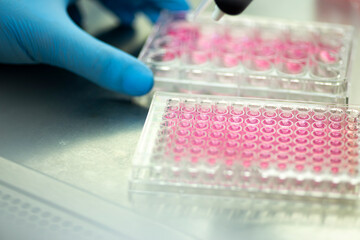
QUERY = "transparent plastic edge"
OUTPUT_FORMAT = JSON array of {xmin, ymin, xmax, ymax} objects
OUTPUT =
[
  {"xmin": 131, "ymin": 91, "xmax": 168, "ymax": 166},
  {"xmin": 130, "ymin": 91, "xmax": 360, "ymax": 201},
  {"xmin": 0, "ymin": 157, "xmax": 198, "ymax": 240}
]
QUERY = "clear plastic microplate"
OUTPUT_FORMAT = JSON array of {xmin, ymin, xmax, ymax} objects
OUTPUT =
[
  {"xmin": 138, "ymin": 12, "xmax": 355, "ymax": 103},
  {"xmin": 131, "ymin": 92, "xmax": 360, "ymax": 201}
]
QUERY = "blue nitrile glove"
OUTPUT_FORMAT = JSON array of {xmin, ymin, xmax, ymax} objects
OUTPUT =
[{"xmin": 0, "ymin": 0, "xmax": 189, "ymax": 96}]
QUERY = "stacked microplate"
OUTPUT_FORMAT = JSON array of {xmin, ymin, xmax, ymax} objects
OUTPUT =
[
  {"xmin": 139, "ymin": 12, "xmax": 354, "ymax": 103},
  {"xmin": 132, "ymin": 11, "xmax": 359, "ymax": 201}
]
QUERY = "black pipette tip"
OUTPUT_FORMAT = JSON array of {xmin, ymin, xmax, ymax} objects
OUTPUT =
[{"xmin": 214, "ymin": 0, "xmax": 253, "ymax": 15}]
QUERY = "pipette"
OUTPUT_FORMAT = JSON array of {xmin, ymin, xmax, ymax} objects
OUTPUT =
[{"xmin": 193, "ymin": 0, "xmax": 253, "ymax": 21}]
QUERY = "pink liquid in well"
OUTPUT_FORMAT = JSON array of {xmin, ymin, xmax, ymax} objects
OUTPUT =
[
  {"xmin": 159, "ymin": 100, "xmax": 359, "ymax": 179},
  {"xmin": 157, "ymin": 21, "xmax": 341, "ymax": 72}
]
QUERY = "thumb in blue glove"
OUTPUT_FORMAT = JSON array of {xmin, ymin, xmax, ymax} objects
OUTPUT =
[{"xmin": 0, "ymin": 0, "xmax": 189, "ymax": 96}]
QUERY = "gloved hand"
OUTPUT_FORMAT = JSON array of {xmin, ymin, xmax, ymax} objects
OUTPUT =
[{"xmin": 0, "ymin": 0, "xmax": 189, "ymax": 96}]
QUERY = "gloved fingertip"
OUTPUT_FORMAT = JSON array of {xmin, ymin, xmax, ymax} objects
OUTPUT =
[
  {"xmin": 172, "ymin": 1, "xmax": 191, "ymax": 11},
  {"xmin": 181, "ymin": 1, "xmax": 191, "ymax": 11},
  {"xmin": 122, "ymin": 64, "xmax": 154, "ymax": 96},
  {"xmin": 160, "ymin": 0, "xmax": 190, "ymax": 11}
]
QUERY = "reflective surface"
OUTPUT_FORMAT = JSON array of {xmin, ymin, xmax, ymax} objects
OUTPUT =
[{"xmin": 1, "ymin": 0, "xmax": 360, "ymax": 239}]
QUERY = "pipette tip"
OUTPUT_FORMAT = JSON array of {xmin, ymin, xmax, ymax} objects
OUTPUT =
[{"xmin": 212, "ymin": 5, "xmax": 225, "ymax": 21}]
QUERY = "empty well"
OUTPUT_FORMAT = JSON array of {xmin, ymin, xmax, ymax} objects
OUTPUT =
[
  {"xmin": 138, "ymin": 12, "xmax": 355, "ymax": 103},
  {"xmin": 131, "ymin": 92, "xmax": 360, "ymax": 200}
]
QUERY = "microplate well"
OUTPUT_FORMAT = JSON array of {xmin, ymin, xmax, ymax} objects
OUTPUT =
[
  {"xmin": 131, "ymin": 92, "xmax": 360, "ymax": 201},
  {"xmin": 139, "ymin": 12, "xmax": 355, "ymax": 103}
]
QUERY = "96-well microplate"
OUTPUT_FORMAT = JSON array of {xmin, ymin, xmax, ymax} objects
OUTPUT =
[
  {"xmin": 131, "ymin": 92, "xmax": 360, "ymax": 200},
  {"xmin": 139, "ymin": 12, "xmax": 354, "ymax": 103}
]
